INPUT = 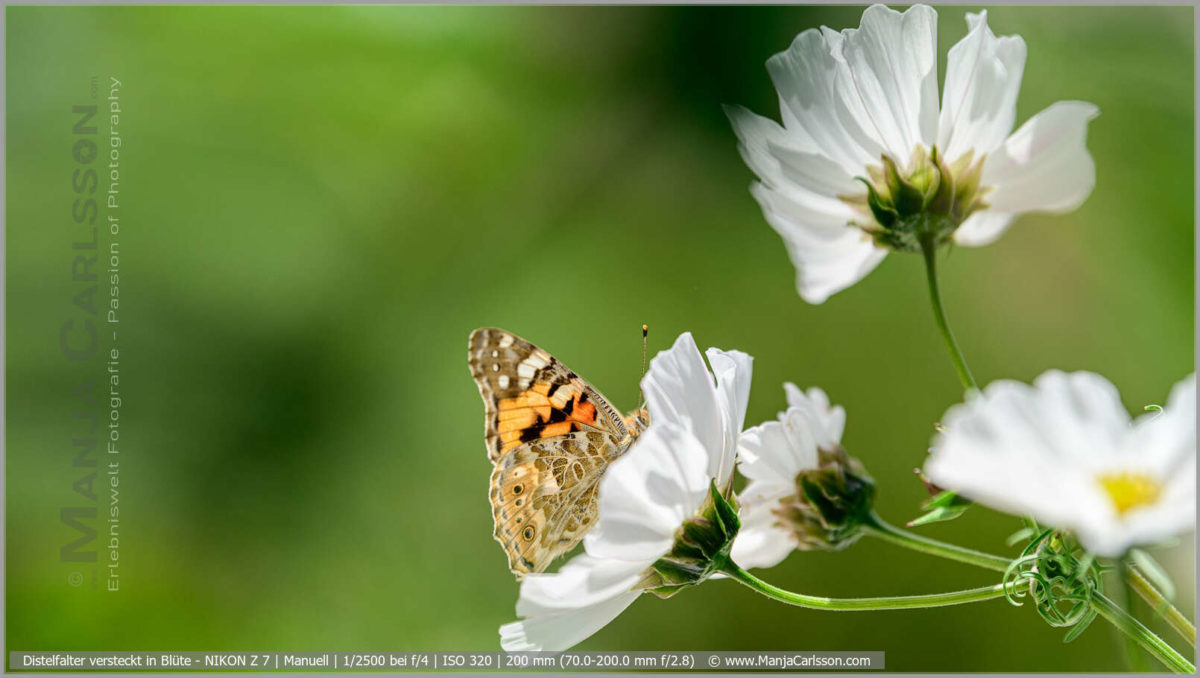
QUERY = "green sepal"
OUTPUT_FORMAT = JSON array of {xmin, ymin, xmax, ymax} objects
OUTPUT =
[
  {"xmin": 883, "ymin": 155, "xmax": 925, "ymax": 215},
  {"xmin": 681, "ymin": 517, "xmax": 724, "ymax": 559},
  {"xmin": 645, "ymin": 583, "xmax": 690, "ymax": 600},
  {"xmin": 854, "ymin": 144, "xmax": 988, "ymax": 254},
  {"xmin": 645, "ymin": 480, "xmax": 740, "ymax": 598},
  {"xmin": 711, "ymin": 481, "xmax": 741, "ymax": 537},
  {"xmin": 772, "ymin": 446, "xmax": 875, "ymax": 551},
  {"xmin": 908, "ymin": 490, "xmax": 973, "ymax": 527},
  {"xmin": 857, "ymin": 177, "xmax": 898, "ymax": 229},
  {"xmin": 799, "ymin": 475, "xmax": 842, "ymax": 524},
  {"xmin": 651, "ymin": 557, "xmax": 708, "ymax": 587}
]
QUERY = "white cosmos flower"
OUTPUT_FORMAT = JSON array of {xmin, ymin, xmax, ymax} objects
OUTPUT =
[
  {"xmin": 732, "ymin": 384, "xmax": 848, "ymax": 569},
  {"xmin": 499, "ymin": 332, "xmax": 752, "ymax": 651},
  {"xmin": 728, "ymin": 4, "xmax": 1099, "ymax": 303},
  {"xmin": 925, "ymin": 371, "xmax": 1196, "ymax": 557}
]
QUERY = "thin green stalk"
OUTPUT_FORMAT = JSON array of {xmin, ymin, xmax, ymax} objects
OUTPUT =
[
  {"xmin": 920, "ymin": 237, "xmax": 977, "ymax": 391},
  {"xmin": 1118, "ymin": 561, "xmax": 1153, "ymax": 672},
  {"xmin": 867, "ymin": 513, "xmax": 1197, "ymax": 652},
  {"xmin": 1127, "ymin": 564, "xmax": 1196, "ymax": 647},
  {"xmin": 862, "ymin": 512, "xmax": 1009, "ymax": 572},
  {"xmin": 858, "ymin": 511, "xmax": 1194, "ymax": 671},
  {"xmin": 721, "ymin": 559, "xmax": 1011, "ymax": 611},
  {"xmin": 1092, "ymin": 591, "xmax": 1195, "ymax": 674}
]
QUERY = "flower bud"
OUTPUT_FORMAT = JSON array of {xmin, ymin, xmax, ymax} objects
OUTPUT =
[
  {"xmin": 855, "ymin": 145, "xmax": 989, "ymax": 253},
  {"xmin": 772, "ymin": 446, "xmax": 875, "ymax": 551}
]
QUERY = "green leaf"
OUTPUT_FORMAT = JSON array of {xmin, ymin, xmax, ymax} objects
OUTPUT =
[{"xmin": 908, "ymin": 490, "xmax": 973, "ymax": 527}]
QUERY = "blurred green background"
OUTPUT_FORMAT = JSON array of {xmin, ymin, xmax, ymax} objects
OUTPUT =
[{"xmin": 6, "ymin": 4, "xmax": 1194, "ymax": 671}]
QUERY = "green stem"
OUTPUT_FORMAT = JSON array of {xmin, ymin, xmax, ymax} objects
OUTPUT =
[
  {"xmin": 862, "ymin": 512, "xmax": 1009, "ymax": 572},
  {"xmin": 1092, "ymin": 591, "xmax": 1195, "ymax": 673},
  {"xmin": 734, "ymin": 515, "xmax": 1195, "ymax": 671},
  {"xmin": 870, "ymin": 512, "xmax": 1197, "ymax": 650},
  {"xmin": 920, "ymin": 237, "xmax": 978, "ymax": 391},
  {"xmin": 1118, "ymin": 561, "xmax": 1153, "ymax": 672},
  {"xmin": 721, "ymin": 559, "xmax": 1011, "ymax": 611},
  {"xmin": 852, "ymin": 512, "xmax": 1195, "ymax": 671},
  {"xmin": 1126, "ymin": 564, "xmax": 1196, "ymax": 647}
]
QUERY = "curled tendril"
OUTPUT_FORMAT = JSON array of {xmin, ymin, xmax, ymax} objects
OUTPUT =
[{"xmin": 1003, "ymin": 529, "xmax": 1101, "ymax": 638}]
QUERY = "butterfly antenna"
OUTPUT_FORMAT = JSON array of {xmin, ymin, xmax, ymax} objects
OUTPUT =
[{"xmin": 638, "ymin": 324, "xmax": 648, "ymax": 408}]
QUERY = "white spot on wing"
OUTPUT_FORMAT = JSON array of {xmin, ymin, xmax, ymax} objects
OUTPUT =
[{"xmin": 498, "ymin": 375, "xmax": 510, "ymax": 389}]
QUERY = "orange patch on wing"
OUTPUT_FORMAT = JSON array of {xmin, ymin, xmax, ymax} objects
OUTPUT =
[
  {"xmin": 570, "ymin": 394, "xmax": 598, "ymax": 426},
  {"xmin": 497, "ymin": 391, "xmax": 552, "ymax": 422},
  {"xmin": 538, "ymin": 422, "xmax": 573, "ymax": 438},
  {"xmin": 495, "ymin": 389, "xmax": 604, "ymax": 453},
  {"xmin": 497, "ymin": 412, "xmax": 538, "ymax": 434}
]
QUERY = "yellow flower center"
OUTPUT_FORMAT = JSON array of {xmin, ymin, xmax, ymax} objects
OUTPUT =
[{"xmin": 1097, "ymin": 472, "xmax": 1162, "ymax": 515}]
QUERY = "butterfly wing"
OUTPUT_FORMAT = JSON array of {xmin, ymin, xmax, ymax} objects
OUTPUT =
[
  {"xmin": 490, "ymin": 430, "xmax": 627, "ymax": 575},
  {"xmin": 468, "ymin": 327, "xmax": 629, "ymax": 461},
  {"xmin": 469, "ymin": 328, "xmax": 632, "ymax": 575}
]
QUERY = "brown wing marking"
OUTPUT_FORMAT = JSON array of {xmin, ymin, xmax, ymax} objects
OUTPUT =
[{"xmin": 489, "ymin": 430, "xmax": 624, "ymax": 575}]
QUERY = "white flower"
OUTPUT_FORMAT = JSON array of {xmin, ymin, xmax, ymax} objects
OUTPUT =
[
  {"xmin": 925, "ymin": 371, "xmax": 1196, "ymax": 557},
  {"xmin": 499, "ymin": 332, "xmax": 752, "ymax": 651},
  {"xmin": 732, "ymin": 384, "xmax": 851, "ymax": 569},
  {"xmin": 728, "ymin": 4, "xmax": 1099, "ymax": 303}
]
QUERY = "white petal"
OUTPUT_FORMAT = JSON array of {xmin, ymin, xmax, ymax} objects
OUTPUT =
[
  {"xmin": 1132, "ymin": 374, "xmax": 1197, "ymax": 478},
  {"xmin": 738, "ymin": 383, "xmax": 844, "ymax": 497},
  {"xmin": 765, "ymin": 28, "xmax": 882, "ymax": 174},
  {"xmin": 731, "ymin": 493, "xmax": 798, "ymax": 570},
  {"xmin": 937, "ymin": 11, "xmax": 1028, "ymax": 160},
  {"xmin": 783, "ymin": 383, "xmax": 846, "ymax": 451},
  {"xmin": 738, "ymin": 478, "xmax": 794, "ymax": 507},
  {"xmin": 1110, "ymin": 471, "xmax": 1195, "ymax": 556},
  {"xmin": 499, "ymin": 591, "xmax": 640, "ymax": 651},
  {"xmin": 925, "ymin": 371, "xmax": 1127, "ymax": 518},
  {"xmin": 706, "ymin": 347, "xmax": 754, "ymax": 485},
  {"xmin": 724, "ymin": 105, "xmax": 862, "ymax": 210},
  {"xmin": 934, "ymin": 371, "xmax": 1130, "ymax": 472},
  {"xmin": 837, "ymin": 4, "xmax": 939, "ymax": 163},
  {"xmin": 514, "ymin": 555, "xmax": 648, "ymax": 616},
  {"xmin": 726, "ymin": 105, "xmax": 881, "ymax": 302},
  {"xmin": 738, "ymin": 405, "xmax": 828, "ymax": 484},
  {"xmin": 500, "ymin": 554, "xmax": 645, "ymax": 651},
  {"xmin": 982, "ymin": 101, "xmax": 1099, "ymax": 214},
  {"xmin": 769, "ymin": 142, "xmax": 862, "ymax": 204},
  {"xmin": 925, "ymin": 370, "xmax": 1197, "ymax": 556},
  {"xmin": 1027, "ymin": 370, "xmax": 1133, "ymax": 463},
  {"xmin": 586, "ymin": 421, "xmax": 710, "ymax": 562},
  {"xmin": 750, "ymin": 184, "xmax": 887, "ymax": 304},
  {"xmin": 641, "ymin": 332, "xmax": 722, "ymax": 459},
  {"xmin": 953, "ymin": 210, "xmax": 1014, "ymax": 247},
  {"xmin": 926, "ymin": 412, "xmax": 1103, "ymax": 538},
  {"xmin": 738, "ymin": 419, "xmax": 803, "ymax": 483}
]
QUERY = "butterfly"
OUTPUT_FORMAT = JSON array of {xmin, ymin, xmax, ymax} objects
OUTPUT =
[{"xmin": 468, "ymin": 328, "xmax": 650, "ymax": 577}]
